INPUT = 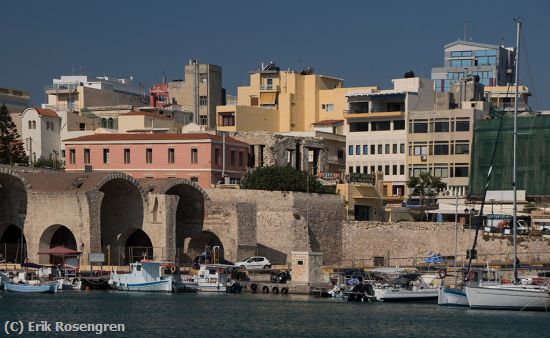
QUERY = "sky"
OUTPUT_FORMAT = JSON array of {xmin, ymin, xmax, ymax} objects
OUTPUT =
[{"xmin": 2, "ymin": 0, "xmax": 550, "ymax": 110}]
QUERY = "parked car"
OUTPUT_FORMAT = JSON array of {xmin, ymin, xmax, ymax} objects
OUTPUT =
[{"xmin": 234, "ymin": 256, "xmax": 271, "ymax": 270}]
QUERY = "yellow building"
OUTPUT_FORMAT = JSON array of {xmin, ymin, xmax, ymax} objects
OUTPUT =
[{"xmin": 216, "ymin": 63, "xmax": 376, "ymax": 132}]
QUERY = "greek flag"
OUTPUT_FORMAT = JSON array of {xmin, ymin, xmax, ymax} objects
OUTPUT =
[{"xmin": 424, "ymin": 254, "xmax": 445, "ymax": 264}]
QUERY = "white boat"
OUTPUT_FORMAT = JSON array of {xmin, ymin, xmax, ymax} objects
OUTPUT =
[
  {"xmin": 438, "ymin": 287, "xmax": 468, "ymax": 306},
  {"xmin": 173, "ymin": 274, "xmax": 198, "ymax": 292},
  {"xmin": 110, "ymin": 260, "xmax": 174, "ymax": 292},
  {"xmin": 438, "ymin": 268, "xmax": 500, "ymax": 306},
  {"xmin": 5, "ymin": 282, "xmax": 58, "ymax": 293},
  {"xmin": 372, "ymin": 269, "xmax": 439, "ymax": 302},
  {"xmin": 196, "ymin": 264, "xmax": 233, "ymax": 292},
  {"xmin": 465, "ymin": 284, "xmax": 550, "ymax": 310}
]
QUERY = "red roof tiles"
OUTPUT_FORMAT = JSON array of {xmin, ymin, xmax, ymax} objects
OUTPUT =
[{"xmin": 36, "ymin": 108, "xmax": 59, "ymax": 118}]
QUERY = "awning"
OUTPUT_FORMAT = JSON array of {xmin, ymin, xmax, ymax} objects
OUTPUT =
[
  {"xmin": 353, "ymin": 185, "xmax": 382, "ymax": 199},
  {"xmin": 532, "ymin": 218, "xmax": 550, "ymax": 223},
  {"xmin": 38, "ymin": 246, "xmax": 82, "ymax": 256},
  {"xmin": 260, "ymin": 92, "xmax": 277, "ymax": 105}
]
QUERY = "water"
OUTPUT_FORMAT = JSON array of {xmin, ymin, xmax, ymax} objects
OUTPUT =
[{"xmin": 0, "ymin": 291, "xmax": 548, "ymax": 337}]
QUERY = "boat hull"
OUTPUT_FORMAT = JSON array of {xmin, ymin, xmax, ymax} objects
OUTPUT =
[
  {"xmin": 5, "ymin": 283, "xmax": 58, "ymax": 293},
  {"xmin": 438, "ymin": 287, "xmax": 468, "ymax": 306},
  {"xmin": 374, "ymin": 288, "xmax": 438, "ymax": 302},
  {"xmin": 197, "ymin": 283, "xmax": 227, "ymax": 292},
  {"xmin": 465, "ymin": 285, "xmax": 550, "ymax": 310},
  {"xmin": 120, "ymin": 279, "xmax": 173, "ymax": 292}
]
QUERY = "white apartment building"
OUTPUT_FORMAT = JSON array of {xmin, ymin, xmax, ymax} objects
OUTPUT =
[{"xmin": 344, "ymin": 77, "xmax": 434, "ymax": 199}]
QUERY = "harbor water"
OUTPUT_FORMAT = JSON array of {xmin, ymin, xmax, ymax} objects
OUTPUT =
[{"xmin": 0, "ymin": 291, "xmax": 548, "ymax": 337}]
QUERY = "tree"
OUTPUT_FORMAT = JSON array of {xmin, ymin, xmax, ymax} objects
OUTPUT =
[
  {"xmin": 239, "ymin": 165, "xmax": 335, "ymax": 194},
  {"xmin": 0, "ymin": 104, "xmax": 27, "ymax": 165},
  {"xmin": 406, "ymin": 171, "xmax": 447, "ymax": 203}
]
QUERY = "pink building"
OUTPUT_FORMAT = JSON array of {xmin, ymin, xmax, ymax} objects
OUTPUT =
[{"xmin": 64, "ymin": 133, "xmax": 248, "ymax": 188}]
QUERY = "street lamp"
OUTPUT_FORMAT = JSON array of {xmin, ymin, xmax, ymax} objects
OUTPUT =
[{"xmin": 464, "ymin": 207, "xmax": 477, "ymax": 230}]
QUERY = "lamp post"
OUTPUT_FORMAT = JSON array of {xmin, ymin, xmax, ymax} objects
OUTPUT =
[{"xmin": 464, "ymin": 207, "xmax": 477, "ymax": 230}]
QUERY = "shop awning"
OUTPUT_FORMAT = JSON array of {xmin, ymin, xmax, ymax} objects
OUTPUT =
[
  {"xmin": 38, "ymin": 246, "xmax": 82, "ymax": 256},
  {"xmin": 260, "ymin": 92, "xmax": 277, "ymax": 105}
]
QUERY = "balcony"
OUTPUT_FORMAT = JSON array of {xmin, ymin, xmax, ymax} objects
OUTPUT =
[
  {"xmin": 45, "ymin": 84, "xmax": 79, "ymax": 95},
  {"xmin": 260, "ymin": 85, "xmax": 279, "ymax": 92},
  {"xmin": 344, "ymin": 109, "xmax": 405, "ymax": 119}
]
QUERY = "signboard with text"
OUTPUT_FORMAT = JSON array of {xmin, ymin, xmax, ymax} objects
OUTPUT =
[{"xmin": 348, "ymin": 173, "xmax": 376, "ymax": 185}]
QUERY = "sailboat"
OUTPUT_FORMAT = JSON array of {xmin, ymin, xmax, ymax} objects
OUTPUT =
[{"xmin": 464, "ymin": 19, "xmax": 550, "ymax": 311}]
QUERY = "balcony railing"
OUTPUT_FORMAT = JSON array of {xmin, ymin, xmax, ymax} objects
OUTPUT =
[{"xmin": 260, "ymin": 85, "xmax": 279, "ymax": 91}]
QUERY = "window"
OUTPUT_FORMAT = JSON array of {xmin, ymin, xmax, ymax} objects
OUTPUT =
[
  {"xmin": 84, "ymin": 149, "xmax": 90, "ymax": 164},
  {"xmin": 455, "ymin": 142, "xmax": 469, "ymax": 155},
  {"xmin": 28, "ymin": 121, "xmax": 32, "ymax": 129},
  {"xmin": 356, "ymin": 166, "xmax": 360, "ymax": 173},
  {"xmin": 377, "ymin": 165, "xmax": 382, "ymax": 173},
  {"xmin": 220, "ymin": 114, "xmax": 235, "ymax": 127},
  {"xmin": 79, "ymin": 123, "xmax": 86, "ymax": 131},
  {"xmin": 349, "ymin": 122, "xmax": 369, "ymax": 132},
  {"xmin": 363, "ymin": 145, "xmax": 368, "ymax": 155},
  {"xmin": 69, "ymin": 149, "xmax": 75, "ymax": 164},
  {"xmin": 250, "ymin": 96, "xmax": 258, "ymax": 106},
  {"xmin": 393, "ymin": 144, "xmax": 397, "ymax": 154},
  {"xmin": 413, "ymin": 145, "xmax": 427, "ymax": 156},
  {"xmin": 447, "ymin": 72, "xmax": 465, "ymax": 80},
  {"xmin": 356, "ymin": 145, "xmax": 360, "ymax": 155},
  {"xmin": 455, "ymin": 166, "xmax": 469, "ymax": 177},
  {"xmin": 370, "ymin": 145, "xmax": 375, "ymax": 155},
  {"xmin": 199, "ymin": 96, "xmax": 207, "ymax": 106},
  {"xmin": 230, "ymin": 150, "xmax": 236, "ymax": 165},
  {"xmin": 385, "ymin": 165, "xmax": 390, "ymax": 175},
  {"xmin": 199, "ymin": 116, "xmax": 208, "ymax": 125},
  {"xmin": 413, "ymin": 122, "xmax": 428, "ymax": 133},
  {"xmin": 214, "ymin": 148, "xmax": 220, "ymax": 165},
  {"xmin": 370, "ymin": 166, "xmax": 375, "ymax": 174},
  {"xmin": 349, "ymin": 166, "xmax": 353, "ymax": 173},
  {"xmin": 400, "ymin": 165, "xmax": 405, "ymax": 175},
  {"xmin": 378, "ymin": 144, "xmax": 382, "ymax": 154},
  {"xmin": 393, "ymin": 120, "xmax": 405, "ymax": 130},
  {"xmin": 199, "ymin": 73, "xmax": 207, "ymax": 83},
  {"xmin": 433, "ymin": 144, "xmax": 449, "ymax": 155},
  {"xmin": 363, "ymin": 166, "xmax": 368, "ymax": 174},
  {"xmin": 124, "ymin": 149, "xmax": 131, "ymax": 164},
  {"xmin": 191, "ymin": 148, "xmax": 198, "ymax": 164},
  {"xmin": 400, "ymin": 144, "xmax": 405, "ymax": 154},
  {"xmin": 455, "ymin": 119, "xmax": 470, "ymax": 131},
  {"xmin": 348, "ymin": 145, "xmax": 353, "ymax": 155},
  {"xmin": 392, "ymin": 165, "xmax": 397, "ymax": 175},
  {"xmin": 434, "ymin": 166, "xmax": 449, "ymax": 178},
  {"xmin": 325, "ymin": 104, "xmax": 334, "ymax": 112},
  {"xmin": 385, "ymin": 144, "xmax": 390, "ymax": 154},
  {"xmin": 371, "ymin": 121, "xmax": 391, "ymax": 131},
  {"xmin": 32, "ymin": 121, "xmax": 36, "ymax": 129},
  {"xmin": 239, "ymin": 151, "xmax": 244, "ymax": 167},
  {"xmin": 451, "ymin": 51, "xmax": 472, "ymax": 57},
  {"xmin": 266, "ymin": 78, "xmax": 273, "ymax": 90},
  {"xmin": 146, "ymin": 148, "xmax": 153, "ymax": 164},
  {"xmin": 434, "ymin": 121, "xmax": 450, "ymax": 132},
  {"xmin": 103, "ymin": 148, "xmax": 110, "ymax": 164},
  {"xmin": 168, "ymin": 148, "xmax": 175, "ymax": 164}
]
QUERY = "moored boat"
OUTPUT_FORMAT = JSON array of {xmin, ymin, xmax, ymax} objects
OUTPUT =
[
  {"xmin": 110, "ymin": 260, "xmax": 174, "ymax": 292},
  {"xmin": 371, "ymin": 269, "xmax": 439, "ymax": 302},
  {"xmin": 196, "ymin": 264, "xmax": 234, "ymax": 292},
  {"xmin": 4, "ymin": 282, "xmax": 58, "ymax": 293}
]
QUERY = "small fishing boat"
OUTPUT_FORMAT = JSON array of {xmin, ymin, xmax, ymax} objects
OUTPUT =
[
  {"xmin": 196, "ymin": 264, "xmax": 234, "ymax": 292},
  {"xmin": 372, "ymin": 268, "xmax": 439, "ymax": 302},
  {"xmin": 110, "ymin": 260, "xmax": 174, "ymax": 292},
  {"xmin": 4, "ymin": 282, "xmax": 58, "ymax": 293},
  {"xmin": 174, "ymin": 274, "xmax": 198, "ymax": 292}
]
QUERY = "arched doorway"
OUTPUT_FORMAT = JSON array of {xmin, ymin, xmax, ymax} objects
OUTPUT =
[
  {"xmin": 187, "ymin": 231, "xmax": 224, "ymax": 263},
  {"xmin": 125, "ymin": 229, "xmax": 153, "ymax": 264},
  {"xmin": 39, "ymin": 225, "xmax": 77, "ymax": 264},
  {"xmin": 99, "ymin": 178, "xmax": 144, "ymax": 262},
  {"xmin": 0, "ymin": 224, "xmax": 26, "ymax": 263}
]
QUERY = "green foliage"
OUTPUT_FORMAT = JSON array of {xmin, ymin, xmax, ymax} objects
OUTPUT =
[
  {"xmin": 34, "ymin": 157, "xmax": 64, "ymax": 169},
  {"xmin": 239, "ymin": 165, "xmax": 335, "ymax": 194},
  {"xmin": 0, "ymin": 104, "xmax": 27, "ymax": 164},
  {"xmin": 406, "ymin": 171, "xmax": 447, "ymax": 199}
]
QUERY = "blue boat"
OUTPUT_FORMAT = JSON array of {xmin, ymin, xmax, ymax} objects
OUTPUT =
[{"xmin": 4, "ymin": 282, "xmax": 58, "ymax": 293}]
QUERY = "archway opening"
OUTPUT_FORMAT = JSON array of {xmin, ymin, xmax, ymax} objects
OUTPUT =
[
  {"xmin": 166, "ymin": 183, "xmax": 205, "ymax": 262},
  {"xmin": 0, "ymin": 224, "xmax": 26, "ymax": 263},
  {"xmin": 125, "ymin": 229, "xmax": 153, "ymax": 264},
  {"xmin": 0, "ymin": 172, "xmax": 27, "ymax": 232},
  {"xmin": 187, "ymin": 231, "xmax": 224, "ymax": 263},
  {"xmin": 99, "ymin": 178, "xmax": 144, "ymax": 261},
  {"xmin": 38, "ymin": 225, "xmax": 77, "ymax": 264}
]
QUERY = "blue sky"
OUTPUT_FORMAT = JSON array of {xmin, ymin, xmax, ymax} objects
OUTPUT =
[{"xmin": 2, "ymin": 0, "xmax": 549, "ymax": 109}]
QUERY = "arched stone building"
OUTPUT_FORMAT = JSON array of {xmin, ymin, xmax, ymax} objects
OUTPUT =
[{"xmin": 0, "ymin": 168, "xmax": 345, "ymax": 266}]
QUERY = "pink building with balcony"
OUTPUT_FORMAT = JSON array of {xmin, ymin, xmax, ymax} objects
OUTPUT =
[{"xmin": 64, "ymin": 133, "xmax": 248, "ymax": 188}]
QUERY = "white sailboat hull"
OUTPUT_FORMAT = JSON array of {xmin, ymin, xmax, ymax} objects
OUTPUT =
[
  {"xmin": 438, "ymin": 287, "xmax": 468, "ymax": 306},
  {"xmin": 374, "ymin": 287, "xmax": 439, "ymax": 302},
  {"xmin": 465, "ymin": 285, "xmax": 550, "ymax": 310}
]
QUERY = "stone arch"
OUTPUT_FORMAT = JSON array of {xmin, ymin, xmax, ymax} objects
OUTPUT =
[
  {"xmin": 96, "ymin": 174, "xmax": 146, "ymax": 262},
  {"xmin": 187, "ymin": 231, "xmax": 225, "ymax": 261},
  {"xmin": 0, "ymin": 223, "xmax": 27, "ymax": 263},
  {"xmin": 0, "ymin": 169, "xmax": 30, "ymax": 228},
  {"xmin": 124, "ymin": 229, "xmax": 154, "ymax": 264},
  {"xmin": 164, "ymin": 181, "xmax": 207, "ymax": 253},
  {"xmin": 38, "ymin": 224, "xmax": 77, "ymax": 264}
]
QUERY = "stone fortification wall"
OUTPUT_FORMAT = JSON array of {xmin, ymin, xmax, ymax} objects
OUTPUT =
[
  {"xmin": 206, "ymin": 189, "xmax": 345, "ymax": 264},
  {"xmin": 342, "ymin": 221, "xmax": 550, "ymax": 266}
]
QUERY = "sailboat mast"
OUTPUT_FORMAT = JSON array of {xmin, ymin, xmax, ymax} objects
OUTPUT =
[{"xmin": 512, "ymin": 18, "xmax": 521, "ymax": 283}]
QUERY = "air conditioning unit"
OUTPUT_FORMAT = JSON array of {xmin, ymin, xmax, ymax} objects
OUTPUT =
[{"xmin": 420, "ymin": 155, "xmax": 427, "ymax": 162}]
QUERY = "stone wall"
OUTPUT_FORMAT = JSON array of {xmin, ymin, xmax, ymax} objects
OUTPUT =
[{"xmin": 342, "ymin": 221, "xmax": 550, "ymax": 266}]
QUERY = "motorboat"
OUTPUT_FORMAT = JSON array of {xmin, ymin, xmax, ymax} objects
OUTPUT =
[
  {"xmin": 438, "ymin": 267, "xmax": 500, "ymax": 306},
  {"xmin": 110, "ymin": 260, "xmax": 174, "ymax": 292},
  {"xmin": 465, "ymin": 283, "xmax": 550, "ymax": 310},
  {"xmin": 196, "ymin": 264, "xmax": 234, "ymax": 292},
  {"xmin": 371, "ymin": 268, "xmax": 439, "ymax": 302},
  {"xmin": 4, "ymin": 282, "xmax": 58, "ymax": 293},
  {"xmin": 173, "ymin": 274, "xmax": 198, "ymax": 292}
]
